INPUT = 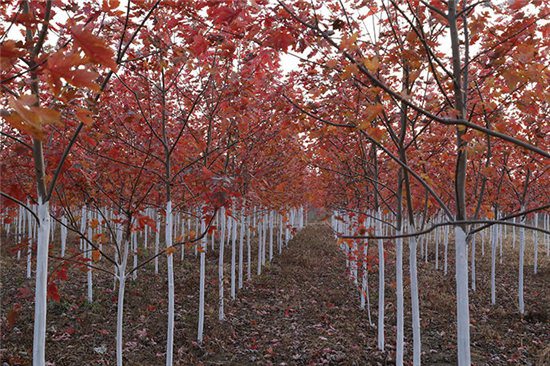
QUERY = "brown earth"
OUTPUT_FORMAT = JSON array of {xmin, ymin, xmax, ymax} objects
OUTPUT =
[{"xmin": 1, "ymin": 223, "xmax": 549, "ymax": 365}]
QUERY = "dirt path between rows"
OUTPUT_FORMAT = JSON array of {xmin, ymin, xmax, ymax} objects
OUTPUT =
[{"xmin": 200, "ymin": 224, "xmax": 382, "ymax": 365}]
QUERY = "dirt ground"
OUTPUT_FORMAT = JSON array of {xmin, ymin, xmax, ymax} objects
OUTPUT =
[{"xmin": 1, "ymin": 223, "xmax": 549, "ymax": 365}]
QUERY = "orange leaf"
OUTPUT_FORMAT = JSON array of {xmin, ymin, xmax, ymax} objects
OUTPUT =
[
  {"xmin": 93, "ymin": 233, "xmax": 104, "ymax": 243},
  {"xmin": 166, "ymin": 246, "xmax": 177, "ymax": 256},
  {"xmin": 326, "ymin": 59, "xmax": 338, "ymax": 68},
  {"xmin": 90, "ymin": 218, "xmax": 99, "ymax": 229},
  {"xmin": 71, "ymin": 25, "xmax": 117, "ymax": 70},
  {"xmin": 102, "ymin": 0, "xmax": 120, "ymax": 11},
  {"xmin": 362, "ymin": 56, "xmax": 379, "ymax": 73},
  {"xmin": 7, "ymin": 95, "xmax": 61, "ymax": 139},
  {"xmin": 92, "ymin": 249, "xmax": 101, "ymax": 262},
  {"xmin": 341, "ymin": 63, "xmax": 358, "ymax": 80},
  {"xmin": 340, "ymin": 32, "xmax": 359, "ymax": 51},
  {"xmin": 75, "ymin": 107, "xmax": 94, "ymax": 125},
  {"xmin": 357, "ymin": 104, "xmax": 384, "ymax": 129}
]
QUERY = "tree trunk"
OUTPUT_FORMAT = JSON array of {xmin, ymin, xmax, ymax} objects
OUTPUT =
[
  {"xmin": 32, "ymin": 199, "xmax": 51, "ymax": 366},
  {"xmin": 455, "ymin": 227, "xmax": 471, "ymax": 365},
  {"xmin": 396, "ymin": 234, "xmax": 404, "ymax": 366},
  {"xmin": 116, "ymin": 238, "xmax": 129, "ymax": 366},
  {"xmin": 219, "ymin": 207, "xmax": 226, "ymax": 321},
  {"xmin": 165, "ymin": 201, "xmax": 174, "ymax": 366},
  {"xmin": 519, "ymin": 208, "xmax": 525, "ymax": 314},
  {"xmin": 239, "ymin": 206, "xmax": 245, "ymax": 289},
  {"xmin": 377, "ymin": 211, "xmax": 385, "ymax": 351},
  {"xmin": 198, "ymin": 213, "xmax": 206, "ymax": 343},
  {"xmin": 409, "ymin": 236, "xmax": 421, "ymax": 365}
]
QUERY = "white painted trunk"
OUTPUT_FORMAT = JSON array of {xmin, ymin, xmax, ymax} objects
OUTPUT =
[
  {"xmin": 246, "ymin": 216, "xmax": 251, "ymax": 281},
  {"xmin": 278, "ymin": 214, "xmax": 283, "ymax": 255},
  {"xmin": 27, "ymin": 205, "xmax": 33, "ymax": 279},
  {"xmin": 499, "ymin": 224, "xmax": 503, "ymax": 264},
  {"xmin": 116, "ymin": 238, "xmax": 129, "ymax": 366},
  {"xmin": 257, "ymin": 218, "xmax": 262, "ymax": 276},
  {"xmin": 155, "ymin": 216, "xmax": 160, "ymax": 274},
  {"xmin": 184, "ymin": 214, "xmax": 189, "ymax": 262},
  {"xmin": 519, "ymin": 211, "xmax": 525, "ymax": 314},
  {"xmin": 198, "ymin": 213, "xmax": 206, "ymax": 343},
  {"xmin": 269, "ymin": 211, "xmax": 274, "ymax": 262},
  {"xmin": 512, "ymin": 217, "xmax": 516, "ymax": 249},
  {"xmin": 238, "ymin": 207, "xmax": 245, "ymax": 289},
  {"xmin": 455, "ymin": 227, "xmax": 471, "ymax": 366},
  {"xmin": 351, "ymin": 227, "xmax": 359, "ymax": 286},
  {"xmin": 17, "ymin": 206, "xmax": 23, "ymax": 260},
  {"xmin": 491, "ymin": 225, "xmax": 496, "ymax": 305},
  {"xmin": 194, "ymin": 215, "xmax": 199, "ymax": 256},
  {"xmin": 79, "ymin": 206, "xmax": 86, "ymax": 251},
  {"xmin": 219, "ymin": 208, "xmax": 226, "ymax": 321},
  {"xmin": 360, "ymin": 239, "xmax": 366, "ymax": 309},
  {"xmin": 377, "ymin": 214, "xmax": 385, "ymax": 351},
  {"xmin": 481, "ymin": 227, "xmax": 485, "ymax": 256},
  {"xmin": 424, "ymin": 235, "xmax": 428, "ymax": 263},
  {"xmin": 361, "ymin": 239, "xmax": 373, "ymax": 326},
  {"xmin": 262, "ymin": 215, "xmax": 267, "ymax": 264},
  {"xmin": 87, "ymin": 210, "xmax": 93, "ymax": 303},
  {"xmin": 546, "ymin": 214, "xmax": 549, "ymax": 256},
  {"xmin": 144, "ymin": 223, "xmax": 148, "ymax": 250},
  {"xmin": 396, "ymin": 234, "xmax": 404, "ymax": 366},
  {"xmin": 409, "ymin": 236, "xmax": 421, "ymax": 365},
  {"xmin": 165, "ymin": 201, "xmax": 174, "ymax": 366},
  {"xmin": 231, "ymin": 214, "xmax": 237, "ymax": 299},
  {"xmin": 32, "ymin": 199, "xmax": 51, "ymax": 366},
  {"xmin": 61, "ymin": 215, "xmax": 67, "ymax": 257},
  {"xmin": 444, "ymin": 225, "xmax": 449, "ymax": 275},
  {"xmin": 364, "ymin": 263, "xmax": 373, "ymax": 326},
  {"xmin": 132, "ymin": 230, "xmax": 137, "ymax": 281},
  {"xmin": 435, "ymin": 225, "xmax": 439, "ymax": 270},
  {"xmin": 471, "ymin": 233, "xmax": 476, "ymax": 291},
  {"xmin": 533, "ymin": 213, "xmax": 538, "ymax": 274},
  {"xmin": 211, "ymin": 212, "xmax": 216, "ymax": 251}
]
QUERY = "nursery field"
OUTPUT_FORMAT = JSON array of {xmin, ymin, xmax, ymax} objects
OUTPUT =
[
  {"xmin": 0, "ymin": 0, "xmax": 548, "ymax": 365},
  {"xmin": 2, "ymin": 225, "xmax": 548, "ymax": 365}
]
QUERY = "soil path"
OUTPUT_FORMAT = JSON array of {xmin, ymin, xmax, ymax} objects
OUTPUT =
[{"xmin": 201, "ymin": 223, "xmax": 380, "ymax": 365}]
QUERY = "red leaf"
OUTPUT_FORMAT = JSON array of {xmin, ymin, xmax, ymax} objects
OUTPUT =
[
  {"xmin": 45, "ymin": 51, "xmax": 99, "ymax": 94},
  {"xmin": 48, "ymin": 281, "xmax": 60, "ymax": 302},
  {"xmin": 57, "ymin": 267, "xmax": 69, "ymax": 281},
  {"xmin": 102, "ymin": 0, "xmax": 120, "ymax": 11},
  {"xmin": 267, "ymin": 30, "xmax": 294, "ymax": 52},
  {"xmin": 209, "ymin": 6, "xmax": 240, "ymax": 25},
  {"xmin": 0, "ymin": 40, "xmax": 25, "ymax": 66},
  {"xmin": 71, "ymin": 25, "xmax": 117, "ymax": 70},
  {"xmin": 17, "ymin": 286, "xmax": 33, "ymax": 299},
  {"xmin": 190, "ymin": 34, "xmax": 209, "ymax": 56},
  {"xmin": 6, "ymin": 303, "xmax": 22, "ymax": 331}
]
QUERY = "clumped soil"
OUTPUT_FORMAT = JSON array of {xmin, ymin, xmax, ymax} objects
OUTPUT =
[{"xmin": 1, "ymin": 224, "xmax": 549, "ymax": 365}]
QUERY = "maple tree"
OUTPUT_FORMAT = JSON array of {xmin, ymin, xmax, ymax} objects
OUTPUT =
[{"xmin": 1, "ymin": 0, "xmax": 548, "ymax": 365}]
